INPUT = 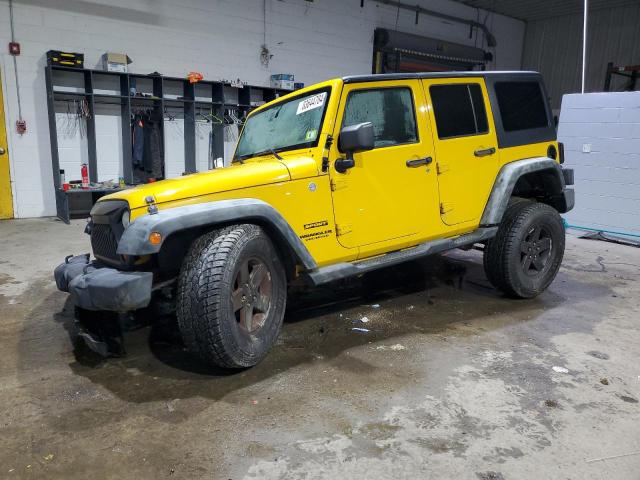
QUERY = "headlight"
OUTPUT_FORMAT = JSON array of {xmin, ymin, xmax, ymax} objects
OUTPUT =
[{"xmin": 121, "ymin": 210, "xmax": 130, "ymax": 228}]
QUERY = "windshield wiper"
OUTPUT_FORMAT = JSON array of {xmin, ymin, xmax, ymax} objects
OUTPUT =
[
  {"xmin": 237, "ymin": 148, "xmax": 284, "ymax": 162},
  {"xmin": 268, "ymin": 148, "xmax": 284, "ymax": 160}
]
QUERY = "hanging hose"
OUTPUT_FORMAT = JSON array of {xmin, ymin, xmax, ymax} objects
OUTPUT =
[{"xmin": 8, "ymin": 0, "xmax": 23, "ymax": 123}]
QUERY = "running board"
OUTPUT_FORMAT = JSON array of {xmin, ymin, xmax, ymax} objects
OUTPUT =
[{"xmin": 305, "ymin": 227, "xmax": 498, "ymax": 285}]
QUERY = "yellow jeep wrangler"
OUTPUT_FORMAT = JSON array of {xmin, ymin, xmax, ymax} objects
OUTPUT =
[{"xmin": 55, "ymin": 71, "xmax": 574, "ymax": 368}]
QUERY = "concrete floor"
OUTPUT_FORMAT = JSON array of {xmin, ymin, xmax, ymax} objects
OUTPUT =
[{"xmin": 1, "ymin": 218, "xmax": 639, "ymax": 480}]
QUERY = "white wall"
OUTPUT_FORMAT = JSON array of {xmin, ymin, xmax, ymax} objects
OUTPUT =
[
  {"xmin": 559, "ymin": 92, "xmax": 640, "ymax": 237},
  {"xmin": 0, "ymin": 0, "xmax": 524, "ymax": 218}
]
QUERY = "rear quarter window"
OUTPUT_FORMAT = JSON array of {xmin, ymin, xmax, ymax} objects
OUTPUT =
[{"xmin": 494, "ymin": 81, "xmax": 549, "ymax": 131}]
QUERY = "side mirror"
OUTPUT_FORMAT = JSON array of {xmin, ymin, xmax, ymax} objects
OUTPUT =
[{"xmin": 335, "ymin": 122, "xmax": 374, "ymax": 173}]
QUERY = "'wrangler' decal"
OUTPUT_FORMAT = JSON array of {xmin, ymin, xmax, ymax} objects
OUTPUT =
[{"xmin": 301, "ymin": 229, "xmax": 332, "ymax": 241}]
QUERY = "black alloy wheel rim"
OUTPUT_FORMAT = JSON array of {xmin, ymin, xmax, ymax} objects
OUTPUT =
[
  {"xmin": 520, "ymin": 224, "xmax": 553, "ymax": 276},
  {"xmin": 232, "ymin": 257, "xmax": 273, "ymax": 333}
]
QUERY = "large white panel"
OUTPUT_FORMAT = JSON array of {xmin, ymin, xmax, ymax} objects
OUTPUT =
[
  {"xmin": 195, "ymin": 123, "xmax": 213, "ymax": 173},
  {"xmin": 95, "ymin": 106, "xmax": 123, "ymax": 182},
  {"xmin": 559, "ymin": 92, "xmax": 640, "ymax": 237},
  {"xmin": 164, "ymin": 118, "xmax": 186, "ymax": 179}
]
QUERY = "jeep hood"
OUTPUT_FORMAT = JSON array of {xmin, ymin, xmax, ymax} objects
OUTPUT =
[{"xmin": 101, "ymin": 157, "xmax": 315, "ymax": 211}]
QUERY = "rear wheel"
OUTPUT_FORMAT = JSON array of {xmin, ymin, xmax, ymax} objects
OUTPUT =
[
  {"xmin": 177, "ymin": 224, "xmax": 287, "ymax": 368},
  {"xmin": 483, "ymin": 200, "xmax": 565, "ymax": 298}
]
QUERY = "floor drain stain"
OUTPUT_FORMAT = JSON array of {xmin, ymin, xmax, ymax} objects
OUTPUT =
[
  {"xmin": 476, "ymin": 472, "xmax": 505, "ymax": 480},
  {"xmin": 587, "ymin": 350, "xmax": 610, "ymax": 360},
  {"xmin": 617, "ymin": 394, "xmax": 638, "ymax": 404}
]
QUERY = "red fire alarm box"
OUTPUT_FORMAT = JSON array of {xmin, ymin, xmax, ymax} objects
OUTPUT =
[
  {"xmin": 9, "ymin": 42, "xmax": 20, "ymax": 55},
  {"xmin": 16, "ymin": 120, "xmax": 27, "ymax": 135}
]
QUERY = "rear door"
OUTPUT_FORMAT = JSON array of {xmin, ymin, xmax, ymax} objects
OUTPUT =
[{"xmin": 423, "ymin": 78, "xmax": 499, "ymax": 226}]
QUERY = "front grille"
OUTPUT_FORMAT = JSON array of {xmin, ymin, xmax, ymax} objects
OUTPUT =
[{"xmin": 91, "ymin": 224, "xmax": 119, "ymax": 262}]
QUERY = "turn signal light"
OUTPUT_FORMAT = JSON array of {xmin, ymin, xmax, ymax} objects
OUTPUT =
[{"xmin": 149, "ymin": 232, "xmax": 162, "ymax": 245}]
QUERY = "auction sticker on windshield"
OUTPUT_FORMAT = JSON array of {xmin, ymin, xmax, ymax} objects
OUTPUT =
[{"xmin": 296, "ymin": 92, "xmax": 327, "ymax": 115}]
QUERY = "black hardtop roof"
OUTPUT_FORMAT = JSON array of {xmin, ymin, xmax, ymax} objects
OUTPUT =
[{"xmin": 342, "ymin": 71, "xmax": 541, "ymax": 84}]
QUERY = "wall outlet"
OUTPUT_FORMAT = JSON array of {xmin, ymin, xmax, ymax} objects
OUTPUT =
[{"xmin": 582, "ymin": 143, "xmax": 592, "ymax": 153}]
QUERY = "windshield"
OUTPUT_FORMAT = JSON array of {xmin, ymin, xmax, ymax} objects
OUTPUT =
[{"xmin": 234, "ymin": 88, "xmax": 330, "ymax": 160}]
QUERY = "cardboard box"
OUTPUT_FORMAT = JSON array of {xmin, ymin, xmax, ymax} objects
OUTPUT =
[
  {"xmin": 270, "ymin": 73, "xmax": 294, "ymax": 90},
  {"xmin": 271, "ymin": 73, "xmax": 294, "ymax": 81},
  {"xmin": 271, "ymin": 79, "xmax": 294, "ymax": 90},
  {"xmin": 102, "ymin": 52, "xmax": 132, "ymax": 73}
]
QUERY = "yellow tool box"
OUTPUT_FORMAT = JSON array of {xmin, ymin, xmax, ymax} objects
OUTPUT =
[{"xmin": 47, "ymin": 50, "xmax": 84, "ymax": 68}]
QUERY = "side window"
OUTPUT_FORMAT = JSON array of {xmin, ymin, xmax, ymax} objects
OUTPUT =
[
  {"xmin": 494, "ymin": 81, "xmax": 549, "ymax": 131},
  {"xmin": 343, "ymin": 87, "xmax": 418, "ymax": 148},
  {"xmin": 429, "ymin": 84, "xmax": 489, "ymax": 139}
]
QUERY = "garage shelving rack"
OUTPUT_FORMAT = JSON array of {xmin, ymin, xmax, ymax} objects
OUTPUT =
[{"xmin": 45, "ymin": 64, "xmax": 287, "ymax": 223}]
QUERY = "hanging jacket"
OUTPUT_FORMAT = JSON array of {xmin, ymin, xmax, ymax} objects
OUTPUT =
[
  {"xmin": 143, "ymin": 112, "xmax": 164, "ymax": 178},
  {"xmin": 132, "ymin": 115, "xmax": 145, "ymax": 167}
]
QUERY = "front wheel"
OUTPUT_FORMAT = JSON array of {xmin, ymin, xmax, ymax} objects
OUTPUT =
[
  {"xmin": 483, "ymin": 200, "xmax": 565, "ymax": 299},
  {"xmin": 177, "ymin": 224, "xmax": 287, "ymax": 368}
]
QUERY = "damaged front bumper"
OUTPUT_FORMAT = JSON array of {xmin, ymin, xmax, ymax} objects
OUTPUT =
[{"xmin": 54, "ymin": 254, "xmax": 153, "ymax": 312}]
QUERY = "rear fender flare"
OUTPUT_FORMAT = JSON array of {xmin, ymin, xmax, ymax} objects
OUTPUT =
[
  {"xmin": 481, "ymin": 157, "xmax": 568, "ymax": 226},
  {"xmin": 117, "ymin": 199, "xmax": 317, "ymax": 270}
]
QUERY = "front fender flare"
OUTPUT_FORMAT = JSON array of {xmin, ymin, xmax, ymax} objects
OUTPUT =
[
  {"xmin": 480, "ymin": 157, "xmax": 571, "ymax": 226},
  {"xmin": 117, "ymin": 199, "xmax": 317, "ymax": 270}
]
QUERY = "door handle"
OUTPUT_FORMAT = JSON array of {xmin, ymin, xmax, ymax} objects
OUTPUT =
[
  {"xmin": 406, "ymin": 156, "xmax": 432, "ymax": 168},
  {"xmin": 0, "ymin": 147, "xmax": 5, "ymax": 155},
  {"xmin": 474, "ymin": 147, "xmax": 496, "ymax": 157}
]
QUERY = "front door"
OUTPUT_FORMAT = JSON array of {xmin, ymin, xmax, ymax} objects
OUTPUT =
[
  {"xmin": 0, "ymin": 67, "xmax": 13, "ymax": 219},
  {"xmin": 329, "ymin": 80, "xmax": 439, "ymax": 249},
  {"xmin": 423, "ymin": 78, "xmax": 499, "ymax": 226}
]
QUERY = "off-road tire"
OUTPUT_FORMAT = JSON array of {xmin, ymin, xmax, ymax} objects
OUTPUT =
[
  {"xmin": 483, "ymin": 199, "xmax": 565, "ymax": 299},
  {"xmin": 177, "ymin": 224, "xmax": 287, "ymax": 368}
]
